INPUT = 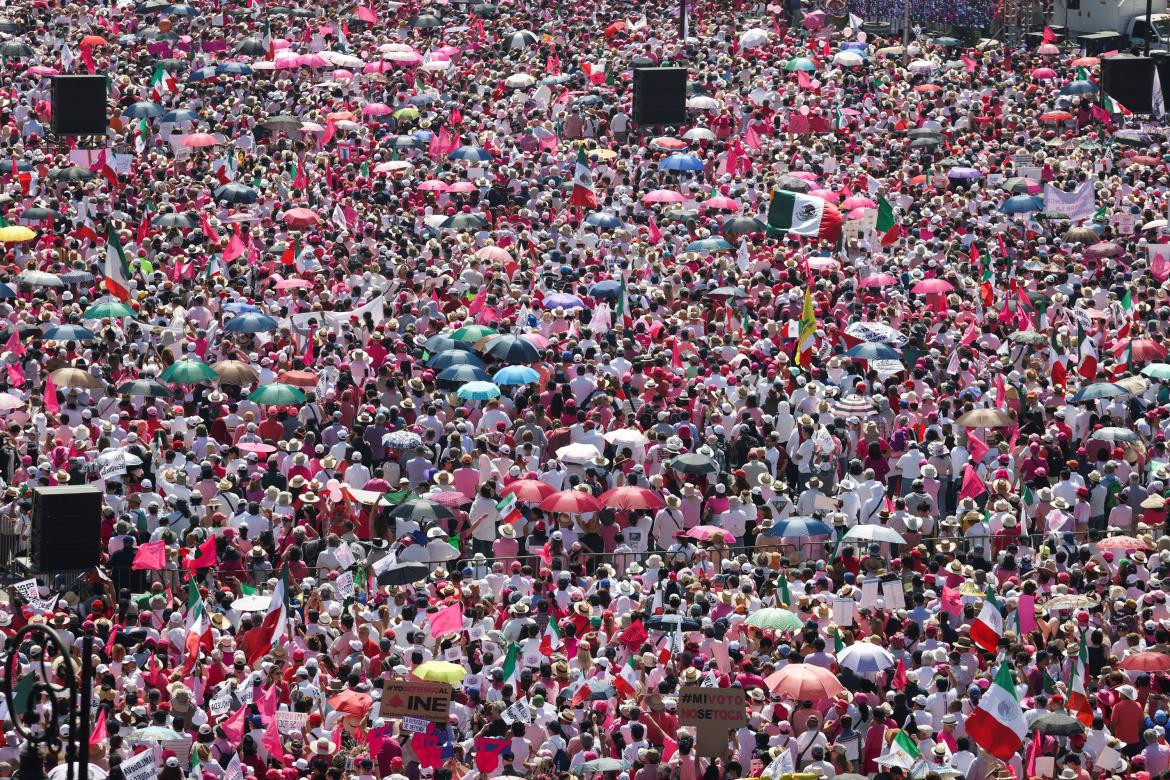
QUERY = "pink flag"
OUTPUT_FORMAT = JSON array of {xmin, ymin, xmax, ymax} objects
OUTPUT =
[
  {"xmin": 220, "ymin": 705, "xmax": 247, "ymax": 743},
  {"xmin": 256, "ymin": 684, "xmax": 279, "ymax": 721},
  {"xmin": 647, "ymin": 215, "xmax": 662, "ymax": 244},
  {"xmin": 961, "ymin": 56, "xmax": 977, "ymax": 71},
  {"xmin": 994, "ymin": 374, "xmax": 1007, "ymax": 408},
  {"xmin": 223, "ymin": 227, "xmax": 246, "ymax": 262},
  {"xmin": 262, "ymin": 717, "xmax": 287, "ymax": 765},
  {"xmin": 743, "ymin": 123, "xmax": 762, "ymax": 150},
  {"xmin": 941, "ymin": 586, "xmax": 963, "ymax": 617},
  {"xmin": 6, "ymin": 330, "xmax": 25, "ymax": 357},
  {"xmin": 321, "ymin": 118, "xmax": 337, "ymax": 146},
  {"xmin": 90, "ymin": 708, "xmax": 107, "ymax": 746},
  {"xmin": 132, "ymin": 540, "xmax": 167, "ymax": 570},
  {"xmin": 958, "ymin": 465, "xmax": 986, "ymax": 499},
  {"xmin": 797, "ymin": 70, "xmax": 813, "ymax": 90},
  {"xmin": 356, "ymin": 5, "xmax": 377, "ymax": 23},
  {"xmin": 7, "ymin": 362, "xmax": 24, "ymax": 387},
  {"xmin": 44, "ymin": 374, "xmax": 59, "ymax": 414},
  {"xmin": 960, "ymin": 321, "xmax": 980, "ymax": 346},
  {"xmin": 891, "ymin": 658, "xmax": 907, "ymax": 691},
  {"xmin": 1154, "ymin": 251, "xmax": 1170, "ymax": 282},
  {"xmin": 967, "ymin": 433, "xmax": 990, "ymax": 464},
  {"xmin": 428, "ymin": 602, "xmax": 463, "ymax": 637}
]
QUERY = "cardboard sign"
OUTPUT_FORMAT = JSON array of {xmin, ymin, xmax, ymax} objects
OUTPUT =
[
  {"xmin": 378, "ymin": 679, "xmax": 453, "ymax": 723},
  {"xmin": 12, "ymin": 578, "xmax": 39, "ymax": 602},
  {"xmin": 501, "ymin": 700, "xmax": 533, "ymax": 724},
  {"xmin": 402, "ymin": 716, "xmax": 430, "ymax": 734},
  {"xmin": 275, "ymin": 710, "xmax": 308, "ymax": 734},
  {"xmin": 208, "ymin": 689, "xmax": 231, "ymax": 718},
  {"xmin": 677, "ymin": 686, "xmax": 747, "ymax": 726},
  {"xmin": 335, "ymin": 571, "xmax": 355, "ymax": 599},
  {"xmin": 121, "ymin": 749, "xmax": 157, "ymax": 780},
  {"xmin": 160, "ymin": 738, "xmax": 192, "ymax": 769},
  {"xmin": 881, "ymin": 579, "xmax": 906, "ymax": 610}
]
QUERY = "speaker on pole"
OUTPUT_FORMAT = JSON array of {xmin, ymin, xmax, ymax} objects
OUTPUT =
[
  {"xmin": 51, "ymin": 75, "xmax": 109, "ymax": 136},
  {"xmin": 30, "ymin": 485, "xmax": 103, "ymax": 571},
  {"xmin": 632, "ymin": 68, "xmax": 687, "ymax": 127},
  {"xmin": 1101, "ymin": 54, "xmax": 1155, "ymax": 114}
]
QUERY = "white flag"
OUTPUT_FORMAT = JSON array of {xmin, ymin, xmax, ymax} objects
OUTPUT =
[
  {"xmin": 736, "ymin": 239, "xmax": 751, "ymax": 272},
  {"xmin": 849, "ymin": 13, "xmax": 864, "ymax": 29},
  {"xmin": 331, "ymin": 203, "xmax": 349, "ymax": 234},
  {"xmin": 629, "ymin": 13, "xmax": 648, "ymax": 30},
  {"xmin": 1155, "ymin": 68, "xmax": 1166, "ymax": 119},
  {"xmin": 61, "ymin": 43, "xmax": 74, "ymax": 73}
]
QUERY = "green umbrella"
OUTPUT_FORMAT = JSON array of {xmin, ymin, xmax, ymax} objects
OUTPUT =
[
  {"xmin": 159, "ymin": 359, "xmax": 217, "ymax": 384},
  {"xmin": 1142, "ymin": 363, "xmax": 1170, "ymax": 381},
  {"xmin": 451, "ymin": 324, "xmax": 498, "ymax": 342},
  {"xmin": 248, "ymin": 383, "xmax": 307, "ymax": 405},
  {"xmin": 81, "ymin": 302, "xmax": 136, "ymax": 319},
  {"xmin": 785, "ymin": 57, "xmax": 817, "ymax": 72},
  {"xmin": 744, "ymin": 608, "xmax": 804, "ymax": 631},
  {"xmin": 393, "ymin": 106, "xmax": 420, "ymax": 121}
]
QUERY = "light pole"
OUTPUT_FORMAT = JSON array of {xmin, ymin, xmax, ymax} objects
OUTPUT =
[{"xmin": 2, "ymin": 625, "xmax": 94, "ymax": 780}]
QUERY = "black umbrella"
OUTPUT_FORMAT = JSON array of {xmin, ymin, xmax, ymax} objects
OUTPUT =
[
  {"xmin": 441, "ymin": 213, "xmax": 487, "ymax": 231},
  {"xmin": 470, "ymin": 3, "xmax": 499, "ymax": 15},
  {"xmin": 480, "ymin": 334, "xmax": 540, "ymax": 364},
  {"xmin": 20, "ymin": 207, "xmax": 61, "ymax": 222},
  {"xmin": 214, "ymin": 183, "xmax": 259, "ymax": 204},
  {"xmin": 153, "ymin": 212, "xmax": 197, "ymax": 229},
  {"xmin": 261, "ymin": 115, "xmax": 302, "ymax": 131},
  {"xmin": 0, "ymin": 19, "xmax": 24, "ymax": 34},
  {"xmin": 1029, "ymin": 712, "xmax": 1085, "ymax": 736},
  {"xmin": 422, "ymin": 334, "xmax": 475, "ymax": 356},
  {"xmin": 505, "ymin": 30, "xmax": 537, "ymax": 49},
  {"xmin": 155, "ymin": 57, "xmax": 189, "ymax": 72},
  {"xmin": 376, "ymin": 562, "xmax": 431, "ymax": 587},
  {"xmin": 645, "ymin": 615, "xmax": 702, "ymax": 631},
  {"xmin": 0, "ymin": 41, "xmax": 33, "ymax": 58},
  {"xmin": 630, "ymin": 55, "xmax": 656, "ymax": 68},
  {"xmin": 776, "ymin": 175, "xmax": 811, "ymax": 193},
  {"xmin": 233, "ymin": 37, "xmax": 267, "ymax": 56},
  {"xmin": 49, "ymin": 166, "xmax": 97, "ymax": 182},
  {"xmin": 410, "ymin": 13, "xmax": 443, "ymax": 28},
  {"xmin": 722, "ymin": 216, "xmax": 767, "ymax": 240},
  {"xmin": 117, "ymin": 379, "xmax": 173, "ymax": 398},
  {"xmin": 665, "ymin": 453, "xmax": 720, "ymax": 475},
  {"xmin": 389, "ymin": 499, "xmax": 456, "ymax": 523}
]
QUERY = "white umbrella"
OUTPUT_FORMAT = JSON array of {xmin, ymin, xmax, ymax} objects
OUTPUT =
[
  {"xmin": 505, "ymin": 73, "xmax": 536, "ymax": 89},
  {"xmin": 908, "ymin": 58, "xmax": 936, "ymax": 74},
  {"xmin": 319, "ymin": 51, "xmax": 364, "ymax": 68},
  {"xmin": 95, "ymin": 448, "xmax": 144, "ymax": 467},
  {"xmin": 739, "ymin": 27, "xmax": 770, "ymax": 48},
  {"xmin": 231, "ymin": 594, "xmax": 271, "ymax": 611},
  {"xmin": 844, "ymin": 525, "xmax": 907, "ymax": 544},
  {"xmin": 844, "ymin": 321, "xmax": 908, "ymax": 346},
  {"xmin": 604, "ymin": 428, "xmax": 649, "ymax": 447},
  {"xmin": 683, "ymin": 128, "xmax": 716, "ymax": 141},
  {"xmin": 556, "ymin": 442, "xmax": 602, "ymax": 464},
  {"xmin": 375, "ymin": 160, "xmax": 415, "ymax": 173},
  {"xmin": 686, "ymin": 95, "xmax": 719, "ymax": 110},
  {"xmin": 836, "ymin": 642, "xmax": 896, "ymax": 674},
  {"xmin": 833, "ymin": 51, "xmax": 865, "ymax": 67}
]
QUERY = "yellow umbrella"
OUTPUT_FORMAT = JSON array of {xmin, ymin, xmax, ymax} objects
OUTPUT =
[
  {"xmin": 412, "ymin": 661, "xmax": 467, "ymax": 683},
  {"xmin": 0, "ymin": 226, "xmax": 37, "ymax": 243}
]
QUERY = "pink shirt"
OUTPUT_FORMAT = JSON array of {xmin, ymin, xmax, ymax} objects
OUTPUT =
[{"xmin": 453, "ymin": 467, "xmax": 480, "ymax": 499}]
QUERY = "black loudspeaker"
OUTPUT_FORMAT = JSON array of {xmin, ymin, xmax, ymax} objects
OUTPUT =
[
  {"xmin": 31, "ymin": 485, "xmax": 103, "ymax": 571},
  {"xmin": 633, "ymin": 67, "xmax": 687, "ymax": 126},
  {"xmin": 1102, "ymin": 54, "xmax": 1155, "ymax": 114},
  {"xmin": 1076, "ymin": 31, "xmax": 1128, "ymax": 55},
  {"xmin": 52, "ymin": 76, "xmax": 108, "ymax": 136}
]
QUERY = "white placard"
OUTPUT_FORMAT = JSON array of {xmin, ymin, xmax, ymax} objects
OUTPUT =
[
  {"xmin": 236, "ymin": 683, "xmax": 253, "ymax": 707},
  {"xmin": 501, "ymin": 700, "xmax": 533, "ymax": 724},
  {"xmin": 881, "ymin": 579, "xmax": 906, "ymax": 610},
  {"xmin": 121, "ymin": 748, "xmax": 157, "ymax": 780},
  {"xmin": 12, "ymin": 578, "xmax": 38, "ymax": 602},
  {"xmin": 467, "ymin": 624, "xmax": 485, "ymax": 641},
  {"xmin": 334, "ymin": 543, "xmax": 356, "ymax": 569},
  {"xmin": 443, "ymin": 647, "xmax": 461, "ymax": 662},
  {"xmin": 223, "ymin": 753, "xmax": 243, "ymax": 780},
  {"xmin": 100, "ymin": 451, "xmax": 127, "ymax": 480},
  {"xmin": 402, "ymin": 716, "xmax": 429, "ymax": 733},
  {"xmin": 335, "ymin": 571, "xmax": 355, "ymax": 599},
  {"xmin": 275, "ymin": 710, "xmax": 308, "ymax": 734},
  {"xmin": 860, "ymin": 578, "xmax": 881, "ymax": 608},
  {"xmin": 832, "ymin": 597, "xmax": 854, "ymax": 627},
  {"xmin": 208, "ymin": 689, "xmax": 231, "ymax": 718}
]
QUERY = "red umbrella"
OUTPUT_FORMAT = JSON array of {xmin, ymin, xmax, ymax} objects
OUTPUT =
[
  {"xmin": 1095, "ymin": 535, "xmax": 1152, "ymax": 550},
  {"xmin": 600, "ymin": 486, "xmax": 665, "ymax": 511},
  {"xmin": 282, "ymin": 208, "xmax": 321, "ymax": 228},
  {"xmin": 765, "ymin": 664, "xmax": 845, "ymax": 701},
  {"xmin": 539, "ymin": 489, "xmax": 602, "ymax": 514},
  {"xmin": 278, "ymin": 369, "xmax": 318, "ymax": 388},
  {"xmin": 1112, "ymin": 338, "xmax": 1167, "ymax": 362},
  {"xmin": 911, "ymin": 279, "xmax": 953, "ymax": 294},
  {"xmin": 604, "ymin": 21, "xmax": 626, "ymax": 36},
  {"xmin": 1120, "ymin": 652, "xmax": 1170, "ymax": 672},
  {"xmin": 80, "ymin": 35, "xmax": 108, "ymax": 47},
  {"xmin": 700, "ymin": 196, "xmax": 741, "ymax": 212},
  {"xmin": 1039, "ymin": 111, "xmax": 1074, "ymax": 122},
  {"xmin": 328, "ymin": 690, "xmax": 374, "ymax": 718},
  {"xmin": 425, "ymin": 491, "xmax": 471, "ymax": 507},
  {"xmin": 500, "ymin": 478, "xmax": 555, "ymax": 502}
]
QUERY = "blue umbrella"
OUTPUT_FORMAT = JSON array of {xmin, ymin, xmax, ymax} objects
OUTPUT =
[
  {"xmin": 841, "ymin": 41, "xmax": 869, "ymax": 52},
  {"xmin": 947, "ymin": 166, "xmax": 983, "ymax": 180},
  {"xmin": 543, "ymin": 292, "xmax": 585, "ymax": 309},
  {"xmin": 481, "ymin": 335, "xmax": 541, "ymax": 364},
  {"xmin": 684, "ymin": 237, "xmax": 732, "ymax": 253},
  {"xmin": 1061, "ymin": 80, "xmax": 1097, "ymax": 95},
  {"xmin": 423, "ymin": 334, "xmax": 475, "ymax": 355},
  {"xmin": 123, "ymin": 101, "xmax": 163, "ymax": 119},
  {"xmin": 187, "ymin": 66, "xmax": 218, "ymax": 82},
  {"xmin": 659, "ymin": 153, "xmax": 705, "ymax": 172},
  {"xmin": 412, "ymin": 129, "xmax": 435, "ymax": 143},
  {"xmin": 384, "ymin": 430, "xmax": 423, "ymax": 450},
  {"xmin": 763, "ymin": 516, "xmax": 833, "ymax": 537},
  {"xmin": 1070, "ymin": 382, "xmax": 1129, "ymax": 402},
  {"xmin": 223, "ymin": 301, "xmax": 260, "ymax": 313},
  {"xmin": 436, "ymin": 364, "xmax": 491, "ymax": 387},
  {"xmin": 590, "ymin": 280, "xmax": 622, "ymax": 300},
  {"xmin": 0, "ymin": 283, "xmax": 15, "ymax": 299},
  {"xmin": 43, "ymin": 324, "xmax": 96, "ymax": 341},
  {"xmin": 493, "ymin": 365, "xmax": 540, "ymax": 385},
  {"xmin": 585, "ymin": 211, "xmax": 623, "ymax": 229},
  {"xmin": 447, "ymin": 145, "xmax": 492, "ymax": 162},
  {"xmin": 161, "ymin": 108, "xmax": 198, "ymax": 123},
  {"xmin": 216, "ymin": 62, "xmax": 253, "ymax": 76},
  {"xmin": 456, "ymin": 381, "xmax": 501, "ymax": 401},
  {"xmin": 1000, "ymin": 195, "xmax": 1043, "ymax": 214},
  {"xmin": 223, "ymin": 312, "xmax": 279, "ymax": 333},
  {"xmin": 934, "ymin": 36, "xmax": 961, "ymax": 46},
  {"xmin": 164, "ymin": 3, "xmax": 198, "ymax": 15},
  {"xmin": 847, "ymin": 343, "xmax": 902, "ymax": 361},
  {"xmin": 427, "ymin": 349, "xmax": 485, "ymax": 370}
]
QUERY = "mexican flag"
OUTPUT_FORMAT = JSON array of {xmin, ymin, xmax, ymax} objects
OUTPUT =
[
  {"xmin": 1078, "ymin": 323, "xmax": 1098, "ymax": 380},
  {"xmin": 262, "ymin": 21, "xmax": 274, "ymax": 61},
  {"xmin": 246, "ymin": 566, "xmax": 289, "ymax": 665},
  {"xmin": 795, "ymin": 288, "xmax": 816, "ymax": 366},
  {"xmin": 182, "ymin": 578, "xmax": 213, "ymax": 670},
  {"xmin": 103, "ymin": 225, "xmax": 131, "ymax": 301},
  {"xmin": 875, "ymin": 196, "xmax": 901, "ymax": 245},
  {"xmin": 497, "ymin": 492, "xmax": 521, "ymax": 524},
  {"xmin": 614, "ymin": 655, "xmax": 640, "ymax": 699},
  {"xmin": 540, "ymin": 619, "xmax": 562, "ymax": 656},
  {"xmin": 150, "ymin": 64, "xmax": 177, "ymax": 101},
  {"xmin": 1101, "ymin": 93, "xmax": 1133, "ymax": 115},
  {"xmin": 967, "ymin": 663, "xmax": 1027, "ymax": 760},
  {"xmin": 1068, "ymin": 632, "xmax": 1093, "ymax": 725},
  {"xmin": 970, "ymin": 586, "xmax": 1003, "ymax": 653},
  {"xmin": 833, "ymin": 108, "xmax": 848, "ymax": 130},
  {"xmin": 767, "ymin": 189, "xmax": 842, "ymax": 241},
  {"xmin": 501, "ymin": 642, "xmax": 523, "ymax": 688},
  {"xmin": 1117, "ymin": 289, "xmax": 1134, "ymax": 340},
  {"xmin": 280, "ymin": 238, "xmax": 301, "ymax": 267},
  {"xmin": 883, "ymin": 729, "xmax": 921, "ymax": 769},
  {"xmin": 614, "ymin": 272, "xmax": 632, "ymax": 328},
  {"xmin": 569, "ymin": 147, "xmax": 597, "ymax": 207}
]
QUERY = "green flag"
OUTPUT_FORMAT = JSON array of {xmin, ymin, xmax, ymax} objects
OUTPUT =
[
  {"xmin": 777, "ymin": 573, "xmax": 791, "ymax": 607},
  {"xmin": 834, "ymin": 627, "xmax": 844, "ymax": 653}
]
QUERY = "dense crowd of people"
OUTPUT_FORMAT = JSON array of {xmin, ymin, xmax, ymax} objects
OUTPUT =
[{"xmin": 0, "ymin": 0, "xmax": 1169, "ymax": 780}]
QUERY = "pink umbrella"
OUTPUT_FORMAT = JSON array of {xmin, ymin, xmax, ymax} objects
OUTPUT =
[
  {"xmin": 273, "ymin": 39, "xmax": 292, "ymax": 50},
  {"xmin": 802, "ymin": 9, "xmax": 826, "ymax": 28},
  {"xmin": 282, "ymin": 208, "xmax": 321, "ymax": 228},
  {"xmin": 789, "ymin": 171, "xmax": 818, "ymax": 181},
  {"xmin": 182, "ymin": 133, "xmax": 221, "ymax": 148},
  {"xmin": 700, "ymin": 196, "xmax": 741, "ymax": 212},
  {"xmin": 238, "ymin": 441, "xmax": 277, "ymax": 454},
  {"xmin": 641, "ymin": 189, "xmax": 687, "ymax": 204},
  {"xmin": 362, "ymin": 61, "xmax": 395, "ymax": 74},
  {"xmin": 0, "ymin": 392, "xmax": 23, "ymax": 410},
  {"xmin": 685, "ymin": 525, "xmax": 734, "ymax": 542},
  {"xmin": 475, "ymin": 246, "xmax": 513, "ymax": 262},
  {"xmin": 809, "ymin": 188, "xmax": 839, "ymax": 203},
  {"xmin": 860, "ymin": 273, "xmax": 898, "ymax": 288},
  {"xmin": 417, "ymin": 179, "xmax": 449, "ymax": 192},
  {"xmin": 520, "ymin": 333, "xmax": 550, "ymax": 348},
  {"xmin": 540, "ymin": 490, "xmax": 602, "ymax": 514},
  {"xmin": 424, "ymin": 491, "xmax": 471, "ymax": 507},
  {"xmin": 911, "ymin": 278, "xmax": 954, "ymax": 294},
  {"xmin": 298, "ymin": 53, "xmax": 329, "ymax": 68},
  {"xmin": 332, "ymin": 69, "xmax": 355, "ymax": 80},
  {"xmin": 275, "ymin": 278, "xmax": 312, "ymax": 289},
  {"xmin": 1031, "ymin": 67, "xmax": 1057, "ymax": 80},
  {"xmin": 807, "ymin": 257, "xmax": 839, "ymax": 270},
  {"xmin": 447, "ymin": 181, "xmax": 478, "ymax": 193},
  {"xmin": 362, "ymin": 102, "xmax": 394, "ymax": 116},
  {"xmin": 842, "ymin": 196, "xmax": 876, "ymax": 209},
  {"xmin": 27, "ymin": 66, "xmax": 59, "ymax": 76},
  {"xmin": 436, "ymin": 45, "xmax": 461, "ymax": 58},
  {"xmin": 845, "ymin": 207, "xmax": 870, "ymax": 221}
]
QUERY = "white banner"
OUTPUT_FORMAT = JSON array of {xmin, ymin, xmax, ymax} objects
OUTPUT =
[
  {"xmin": 208, "ymin": 689, "xmax": 231, "ymax": 718},
  {"xmin": 121, "ymin": 749, "xmax": 156, "ymax": 780},
  {"xmin": 402, "ymin": 716, "xmax": 429, "ymax": 733},
  {"xmin": 275, "ymin": 710, "xmax": 308, "ymax": 734},
  {"xmin": 99, "ymin": 451, "xmax": 127, "ymax": 480},
  {"xmin": 501, "ymin": 700, "xmax": 533, "ymax": 725},
  {"xmin": 12, "ymin": 578, "xmax": 38, "ymax": 602},
  {"xmin": 1043, "ymin": 181, "xmax": 1096, "ymax": 220}
]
